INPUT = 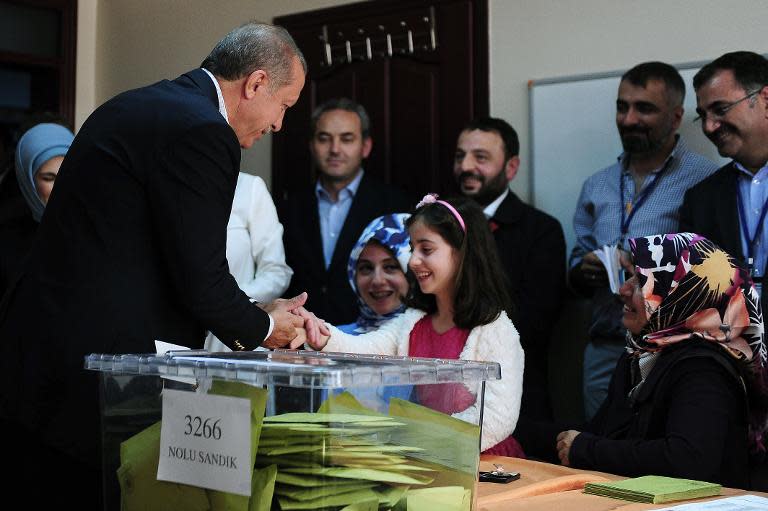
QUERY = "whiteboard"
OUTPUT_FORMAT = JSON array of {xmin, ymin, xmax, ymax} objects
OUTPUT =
[{"xmin": 529, "ymin": 63, "xmax": 728, "ymax": 258}]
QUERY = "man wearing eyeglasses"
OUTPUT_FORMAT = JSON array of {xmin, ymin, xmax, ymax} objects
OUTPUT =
[
  {"xmin": 570, "ymin": 62, "xmax": 718, "ymax": 420},
  {"xmin": 680, "ymin": 51, "xmax": 768, "ymax": 319}
]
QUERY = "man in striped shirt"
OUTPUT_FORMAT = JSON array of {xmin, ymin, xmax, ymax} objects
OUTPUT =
[{"xmin": 570, "ymin": 62, "xmax": 717, "ymax": 419}]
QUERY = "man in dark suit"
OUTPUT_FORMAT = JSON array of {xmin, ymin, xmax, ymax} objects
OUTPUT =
[
  {"xmin": 281, "ymin": 98, "xmax": 411, "ymax": 324},
  {"xmin": 454, "ymin": 117, "xmax": 566, "ymax": 420},
  {"xmin": 0, "ymin": 22, "xmax": 317, "ymax": 502},
  {"xmin": 680, "ymin": 51, "xmax": 768, "ymax": 319}
]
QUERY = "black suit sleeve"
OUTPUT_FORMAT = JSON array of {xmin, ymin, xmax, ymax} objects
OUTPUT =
[
  {"xmin": 149, "ymin": 121, "xmax": 270, "ymax": 347},
  {"xmin": 679, "ymin": 187, "xmax": 697, "ymax": 234},
  {"xmin": 569, "ymin": 357, "xmax": 743, "ymax": 481}
]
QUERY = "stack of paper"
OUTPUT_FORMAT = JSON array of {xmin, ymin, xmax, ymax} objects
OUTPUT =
[
  {"xmin": 256, "ymin": 412, "xmax": 437, "ymax": 510},
  {"xmin": 584, "ymin": 476, "xmax": 721, "ymax": 504}
]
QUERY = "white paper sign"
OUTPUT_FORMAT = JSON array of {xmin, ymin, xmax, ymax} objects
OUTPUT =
[{"xmin": 157, "ymin": 388, "xmax": 252, "ymax": 496}]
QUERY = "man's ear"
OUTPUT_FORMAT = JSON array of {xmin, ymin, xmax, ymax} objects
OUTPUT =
[
  {"xmin": 671, "ymin": 105, "xmax": 684, "ymax": 131},
  {"xmin": 760, "ymin": 85, "xmax": 768, "ymax": 119},
  {"xmin": 244, "ymin": 69, "xmax": 268, "ymax": 99},
  {"xmin": 505, "ymin": 156, "xmax": 520, "ymax": 182},
  {"xmin": 362, "ymin": 137, "xmax": 373, "ymax": 158}
]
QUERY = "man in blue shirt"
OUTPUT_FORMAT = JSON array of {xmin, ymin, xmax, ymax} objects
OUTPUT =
[
  {"xmin": 571, "ymin": 62, "xmax": 718, "ymax": 419},
  {"xmin": 281, "ymin": 98, "xmax": 410, "ymax": 324},
  {"xmin": 680, "ymin": 51, "xmax": 768, "ymax": 321}
]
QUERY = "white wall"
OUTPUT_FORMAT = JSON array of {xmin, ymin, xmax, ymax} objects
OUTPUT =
[
  {"xmin": 489, "ymin": 0, "xmax": 765, "ymax": 202},
  {"xmin": 77, "ymin": 0, "xmax": 766, "ymax": 192}
]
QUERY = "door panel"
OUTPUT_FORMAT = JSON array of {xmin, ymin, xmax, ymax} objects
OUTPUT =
[{"xmin": 272, "ymin": 0, "xmax": 488, "ymax": 200}]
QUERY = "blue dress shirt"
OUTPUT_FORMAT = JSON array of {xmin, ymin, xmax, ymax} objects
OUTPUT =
[
  {"xmin": 735, "ymin": 161, "xmax": 768, "ymax": 288},
  {"xmin": 316, "ymin": 170, "xmax": 364, "ymax": 268}
]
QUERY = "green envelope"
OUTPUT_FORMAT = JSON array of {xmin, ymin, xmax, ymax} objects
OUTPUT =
[
  {"xmin": 339, "ymin": 498, "xmax": 380, "ymax": 511},
  {"xmin": 388, "ymin": 398, "xmax": 480, "ymax": 475},
  {"xmin": 274, "ymin": 481, "xmax": 377, "ymax": 501},
  {"xmin": 248, "ymin": 465, "xmax": 277, "ymax": 511},
  {"xmin": 118, "ymin": 421, "xmax": 210, "ymax": 511},
  {"xmin": 206, "ymin": 381, "xmax": 268, "ymax": 511},
  {"xmin": 276, "ymin": 488, "xmax": 382, "ymax": 510},
  {"xmin": 318, "ymin": 391, "xmax": 385, "ymax": 417},
  {"xmin": 281, "ymin": 466, "xmax": 434, "ymax": 485},
  {"xmin": 275, "ymin": 472, "xmax": 381, "ymax": 488},
  {"xmin": 401, "ymin": 486, "xmax": 471, "ymax": 511}
]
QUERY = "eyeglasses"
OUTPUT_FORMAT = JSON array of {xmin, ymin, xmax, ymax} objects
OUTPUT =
[{"xmin": 693, "ymin": 89, "xmax": 761, "ymax": 123}]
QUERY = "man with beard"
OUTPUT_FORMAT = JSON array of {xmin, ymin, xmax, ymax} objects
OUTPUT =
[
  {"xmin": 454, "ymin": 117, "xmax": 566, "ymax": 420},
  {"xmin": 680, "ymin": 51, "xmax": 768, "ymax": 321},
  {"xmin": 281, "ymin": 98, "xmax": 410, "ymax": 324},
  {"xmin": 570, "ymin": 62, "xmax": 717, "ymax": 419}
]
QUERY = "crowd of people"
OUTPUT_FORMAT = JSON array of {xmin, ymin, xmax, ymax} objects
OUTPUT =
[{"xmin": 0, "ymin": 20, "xmax": 767, "ymax": 504}]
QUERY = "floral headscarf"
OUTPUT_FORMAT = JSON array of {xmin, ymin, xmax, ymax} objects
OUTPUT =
[
  {"xmin": 346, "ymin": 213, "xmax": 411, "ymax": 333},
  {"xmin": 629, "ymin": 232, "xmax": 768, "ymax": 449}
]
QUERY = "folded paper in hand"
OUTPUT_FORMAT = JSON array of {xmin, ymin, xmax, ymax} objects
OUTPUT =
[{"xmin": 592, "ymin": 245, "xmax": 626, "ymax": 294}]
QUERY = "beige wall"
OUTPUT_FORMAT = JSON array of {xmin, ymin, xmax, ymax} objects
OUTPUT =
[
  {"xmin": 76, "ymin": 0, "xmax": 766, "ymax": 192},
  {"xmin": 78, "ymin": 0, "xmax": 359, "ymax": 181},
  {"xmin": 490, "ymin": 0, "xmax": 765, "ymax": 202}
]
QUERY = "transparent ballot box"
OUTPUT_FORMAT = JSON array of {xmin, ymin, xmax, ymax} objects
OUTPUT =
[{"xmin": 86, "ymin": 350, "xmax": 500, "ymax": 511}]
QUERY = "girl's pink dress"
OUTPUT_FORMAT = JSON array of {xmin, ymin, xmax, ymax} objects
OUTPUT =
[{"xmin": 407, "ymin": 316, "xmax": 525, "ymax": 458}]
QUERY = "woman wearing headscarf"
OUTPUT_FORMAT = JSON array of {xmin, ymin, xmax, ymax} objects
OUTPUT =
[
  {"xmin": 338, "ymin": 212, "xmax": 412, "ymax": 334},
  {"xmin": 520, "ymin": 233, "xmax": 768, "ymax": 488},
  {"xmin": 0, "ymin": 123, "xmax": 74, "ymax": 298}
]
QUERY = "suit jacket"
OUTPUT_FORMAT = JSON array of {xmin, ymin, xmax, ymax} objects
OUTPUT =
[
  {"xmin": 280, "ymin": 173, "xmax": 411, "ymax": 324},
  {"xmin": 679, "ymin": 162, "xmax": 768, "ymax": 318},
  {"xmin": 491, "ymin": 191, "xmax": 566, "ymax": 420},
  {"xmin": 0, "ymin": 69, "xmax": 270, "ymax": 464}
]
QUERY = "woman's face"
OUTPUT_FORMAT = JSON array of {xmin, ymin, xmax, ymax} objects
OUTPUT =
[
  {"xmin": 355, "ymin": 242, "xmax": 409, "ymax": 315},
  {"xmin": 34, "ymin": 155, "xmax": 63, "ymax": 205},
  {"xmin": 619, "ymin": 275, "xmax": 649, "ymax": 334}
]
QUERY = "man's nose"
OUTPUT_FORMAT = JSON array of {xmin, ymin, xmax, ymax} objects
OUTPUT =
[
  {"xmin": 330, "ymin": 138, "xmax": 341, "ymax": 153},
  {"xmin": 620, "ymin": 107, "xmax": 639, "ymax": 125},
  {"xmin": 702, "ymin": 115, "xmax": 721, "ymax": 135},
  {"xmin": 460, "ymin": 155, "xmax": 474, "ymax": 171},
  {"xmin": 272, "ymin": 112, "xmax": 285, "ymax": 133}
]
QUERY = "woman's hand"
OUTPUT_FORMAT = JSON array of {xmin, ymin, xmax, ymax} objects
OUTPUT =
[{"xmin": 556, "ymin": 430, "xmax": 580, "ymax": 466}]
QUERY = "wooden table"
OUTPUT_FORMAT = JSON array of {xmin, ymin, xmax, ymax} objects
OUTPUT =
[{"xmin": 477, "ymin": 456, "xmax": 766, "ymax": 511}]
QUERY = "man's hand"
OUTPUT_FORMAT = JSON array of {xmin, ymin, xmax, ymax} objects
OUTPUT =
[
  {"xmin": 578, "ymin": 252, "xmax": 608, "ymax": 288},
  {"xmin": 260, "ymin": 293, "xmax": 308, "ymax": 349},
  {"xmin": 618, "ymin": 248, "xmax": 635, "ymax": 277},
  {"xmin": 556, "ymin": 430, "xmax": 580, "ymax": 466}
]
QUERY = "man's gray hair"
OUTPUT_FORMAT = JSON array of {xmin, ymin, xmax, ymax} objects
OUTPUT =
[
  {"xmin": 310, "ymin": 98, "xmax": 371, "ymax": 139},
  {"xmin": 201, "ymin": 21, "xmax": 307, "ymax": 91}
]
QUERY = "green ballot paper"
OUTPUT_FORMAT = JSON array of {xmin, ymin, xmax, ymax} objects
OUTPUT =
[{"xmin": 584, "ymin": 475, "xmax": 722, "ymax": 503}]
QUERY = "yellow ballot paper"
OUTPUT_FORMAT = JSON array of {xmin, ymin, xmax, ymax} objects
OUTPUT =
[{"xmin": 117, "ymin": 422, "xmax": 210, "ymax": 511}]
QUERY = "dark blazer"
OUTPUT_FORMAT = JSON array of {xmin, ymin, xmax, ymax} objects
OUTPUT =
[
  {"xmin": 280, "ymin": 173, "xmax": 411, "ymax": 324},
  {"xmin": 679, "ymin": 163, "xmax": 768, "ymax": 318},
  {"xmin": 491, "ymin": 192, "xmax": 566, "ymax": 420},
  {"xmin": 0, "ymin": 69, "xmax": 270, "ymax": 465},
  {"xmin": 518, "ymin": 341, "xmax": 751, "ymax": 488}
]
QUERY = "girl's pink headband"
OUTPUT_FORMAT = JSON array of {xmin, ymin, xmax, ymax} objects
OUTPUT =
[{"xmin": 415, "ymin": 193, "xmax": 466, "ymax": 232}]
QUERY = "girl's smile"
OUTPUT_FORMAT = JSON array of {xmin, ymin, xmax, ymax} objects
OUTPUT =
[{"xmin": 408, "ymin": 221, "xmax": 459, "ymax": 301}]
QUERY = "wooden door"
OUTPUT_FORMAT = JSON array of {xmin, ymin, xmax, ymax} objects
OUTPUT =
[{"xmin": 272, "ymin": 0, "xmax": 488, "ymax": 200}]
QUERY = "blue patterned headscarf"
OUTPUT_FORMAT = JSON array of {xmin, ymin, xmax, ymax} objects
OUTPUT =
[
  {"xmin": 15, "ymin": 123, "xmax": 74, "ymax": 222},
  {"xmin": 346, "ymin": 213, "xmax": 411, "ymax": 333}
]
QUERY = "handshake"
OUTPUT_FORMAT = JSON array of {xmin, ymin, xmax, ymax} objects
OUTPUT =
[{"xmin": 259, "ymin": 292, "xmax": 330, "ymax": 351}]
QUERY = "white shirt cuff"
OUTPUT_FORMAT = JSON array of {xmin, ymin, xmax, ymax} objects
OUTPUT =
[{"xmin": 264, "ymin": 313, "xmax": 274, "ymax": 342}]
